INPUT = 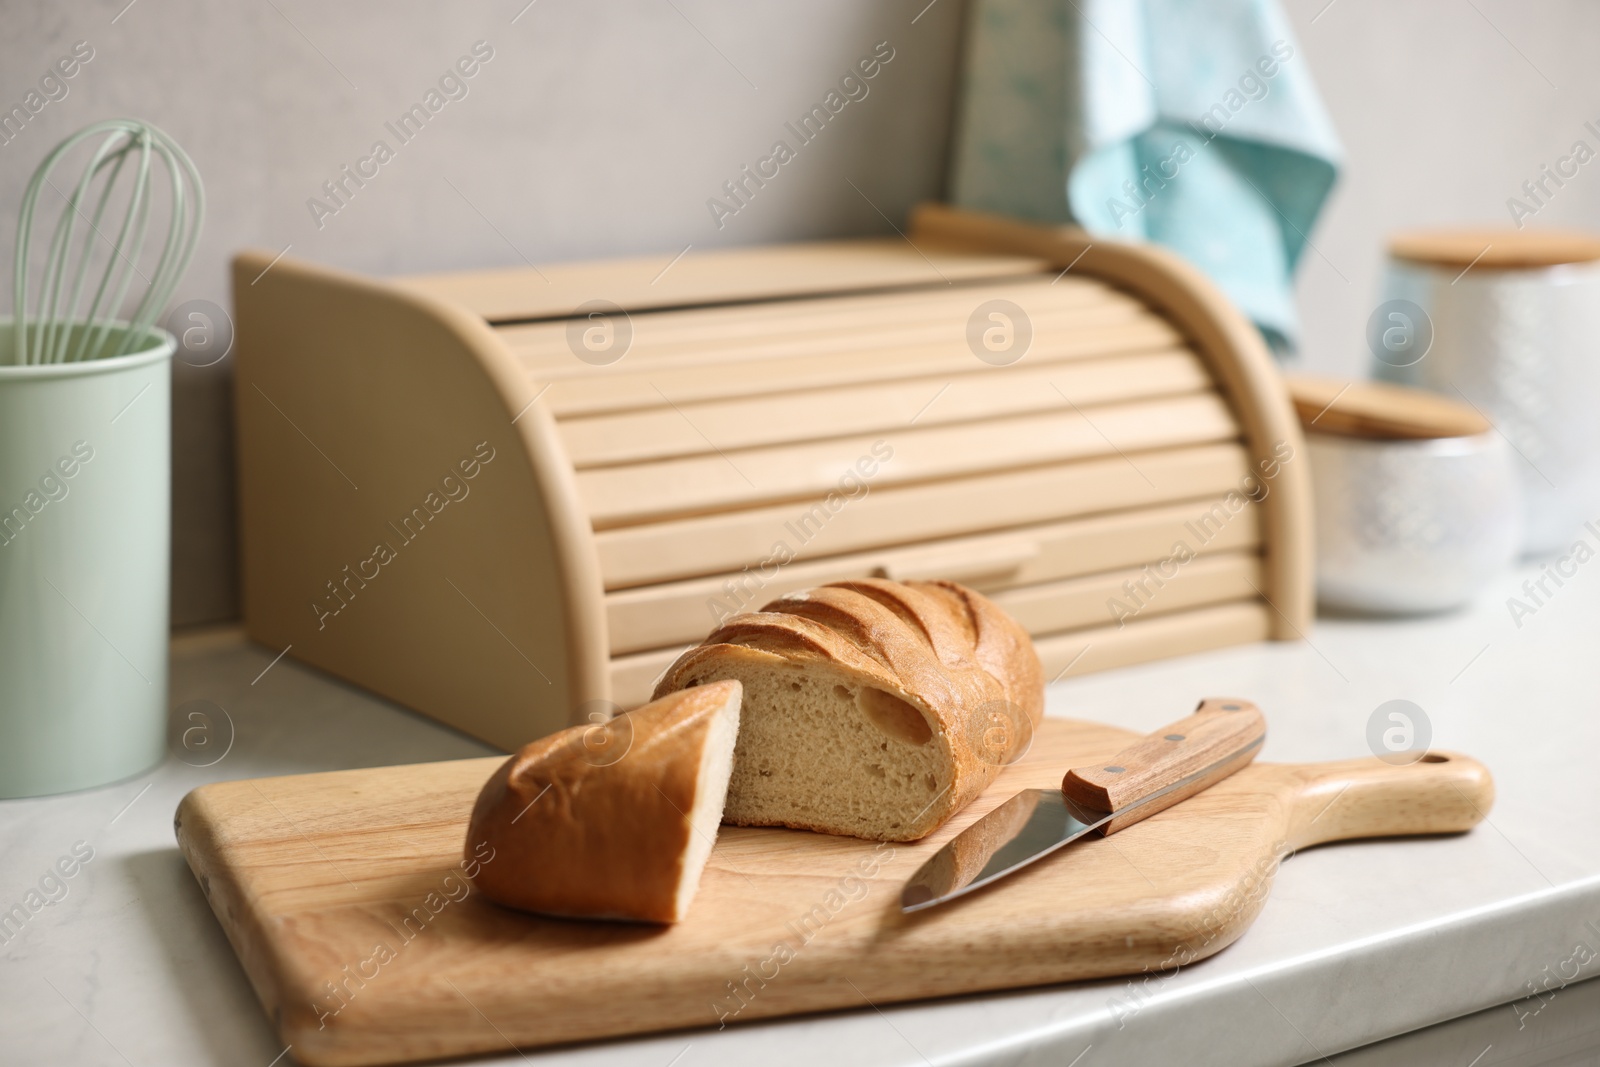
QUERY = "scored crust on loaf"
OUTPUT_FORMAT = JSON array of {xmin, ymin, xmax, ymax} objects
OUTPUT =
[
  {"xmin": 464, "ymin": 680, "xmax": 741, "ymax": 924},
  {"xmin": 653, "ymin": 579, "xmax": 1043, "ymax": 842}
]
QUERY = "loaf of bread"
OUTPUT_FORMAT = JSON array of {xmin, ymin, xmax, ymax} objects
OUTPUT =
[
  {"xmin": 653, "ymin": 579, "xmax": 1043, "ymax": 842},
  {"xmin": 465, "ymin": 680, "xmax": 741, "ymax": 923}
]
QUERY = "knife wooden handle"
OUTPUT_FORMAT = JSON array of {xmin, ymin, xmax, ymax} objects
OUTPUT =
[{"xmin": 1061, "ymin": 697, "xmax": 1266, "ymax": 834}]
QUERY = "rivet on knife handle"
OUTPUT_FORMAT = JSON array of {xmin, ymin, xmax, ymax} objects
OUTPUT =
[{"xmin": 1062, "ymin": 698, "xmax": 1267, "ymax": 834}]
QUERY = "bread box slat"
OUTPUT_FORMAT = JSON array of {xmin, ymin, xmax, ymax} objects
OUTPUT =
[
  {"xmin": 606, "ymin": 599, "xmax": 1275, "ymax": 709},
  {"xmin": 579, "ymin": 391, "xmax": 1237, "ymax": 529},
  {"xmin": 500, "ymin": 273, "xmax": 1139, "ymax": 364},
  {"xmin": 397, "ymin": 237, "xmax": 1049, "ymax": 323},
  {"xmin": 558, "ymin": 349, "xmax": 1210, "ymax": 467},
  {"xmin": 1029, "ymin": 601, "xmax": 1273, "ymax": 680},
  {"xmin": 611, "ymin": 549, "xmax": 1266, "ymax": 696},
  {"xmin": 992, "ymin": 550, "xmax": 1263, "ymax": 634},
  {"xmin": 602, "ymin": 496, "xmax": 1262, "ymax": 655},
  {"xmin": 593, "ymin": 443, "xmax": 1255, "ymax": 589},
  {"xmin": 527, "ymin": 316, "xmax": 1180, "ymax": 416},
  {"xmin": 232, "ymin": 205, "xmax": 1309, "ymax": 751}
]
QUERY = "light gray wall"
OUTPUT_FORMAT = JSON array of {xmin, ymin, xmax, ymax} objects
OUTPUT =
[
  {"xmin": 1286, "ymin": 0, "xmax": 1600, "ymax": 377},
  {"xmin": 3, "ymin": 0, "xmax": 1594, "ymax": 626},
  {"xmin": 1, "ymin": 0, "xmax": 968, "ymax": 625}
]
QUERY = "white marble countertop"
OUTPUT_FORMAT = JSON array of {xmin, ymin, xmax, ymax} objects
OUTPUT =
[{"xmin": 4, "ymin": 560, "xmax": 1600, "ymax": 1067}]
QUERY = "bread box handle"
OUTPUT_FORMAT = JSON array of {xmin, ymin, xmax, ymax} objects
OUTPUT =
[{"xmin": 876, "ymin": 537, "xmax": 1041, "ymax": 585}]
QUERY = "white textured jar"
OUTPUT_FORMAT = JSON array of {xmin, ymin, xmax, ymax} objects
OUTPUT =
[
  {"xmin": 1309, "ymin": 432, "xmax": 1521, "ymax": 614},
  {"xmin": 1374, "ymin": 230, "xmax": 1600, "ymax": 556}
]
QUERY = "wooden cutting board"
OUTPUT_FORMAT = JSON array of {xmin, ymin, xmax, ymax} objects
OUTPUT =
[{"xmin": 175, "ymin": 718, "xmax": 1492, "ymax": 1067}]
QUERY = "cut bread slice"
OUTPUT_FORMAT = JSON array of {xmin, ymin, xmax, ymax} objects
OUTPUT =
[
  {"xmin": 655, "ymin": 579, "xmax": 1043, "ymax": 842},
  {"xmin": 465, "ymin": 679, "xmax": 741, "ymax": 923},
  {"xmin": 670, "ymin": 646, "xmax": 958, "ymax": 841}
]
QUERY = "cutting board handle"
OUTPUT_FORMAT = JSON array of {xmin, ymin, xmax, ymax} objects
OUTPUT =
[{"xmin": 1284, "ymin": 751, "xmax": 1495, "ymax": 851}]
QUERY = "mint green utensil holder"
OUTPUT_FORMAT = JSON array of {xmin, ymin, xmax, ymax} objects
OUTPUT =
[{"xmin": 0, "ymin": 320, "xmax": 174, "ymax": 798}]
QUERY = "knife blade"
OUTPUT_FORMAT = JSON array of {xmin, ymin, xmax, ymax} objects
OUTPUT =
[{"xmin": 900, "ymin": 698, "xmax": 1266, "ymax": 913}]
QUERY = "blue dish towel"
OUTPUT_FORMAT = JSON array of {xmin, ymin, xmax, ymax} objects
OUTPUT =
[{"xmin": 949, "ymin": 0, "xmax": 1342, "ymax": 353}]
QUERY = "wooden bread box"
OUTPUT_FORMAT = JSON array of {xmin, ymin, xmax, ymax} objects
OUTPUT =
[{"xmin": 231, "ymin": 204, "xmax": 1310, "ymax": 751}]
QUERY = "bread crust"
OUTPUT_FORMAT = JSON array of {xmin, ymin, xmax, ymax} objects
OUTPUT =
[
  {"xmin": 654, "ymin": 579, "xmax": 1043, "ymax": 840},
  {"xmin": 465, "ymin": 680, "xmax": 740, "ymax": 923},
  {"xmin": 910, "ymin": 578, "xmax": 1045, "ymax": 763}
]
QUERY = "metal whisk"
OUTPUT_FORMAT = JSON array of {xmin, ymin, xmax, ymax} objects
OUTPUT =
[{"xmin": 9, "ymin": 118, "xmax": 203, "ymax": 365}]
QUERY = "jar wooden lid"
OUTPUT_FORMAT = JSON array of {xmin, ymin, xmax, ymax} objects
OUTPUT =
[
  {"xmin": 1286, "ymin": 375, "xmax": 1491, "ymax": 440},
  {"xmin": 1389, "ymin": 228, "xmax": 1600, "ymax": 270}
]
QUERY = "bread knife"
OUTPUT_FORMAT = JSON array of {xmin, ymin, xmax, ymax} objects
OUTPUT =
[{"xmin": 900, "ymin": 698, "xmax": 1266, "ymax": 914}]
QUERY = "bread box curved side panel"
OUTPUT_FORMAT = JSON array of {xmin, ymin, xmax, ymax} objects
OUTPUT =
[
  {"xmin": 231, "ymin": 250, "xmax": 608, "ymax": 750},
  {"xmin": 908, "ymin": 204, "xmax": 1314, "ymax": 637}
]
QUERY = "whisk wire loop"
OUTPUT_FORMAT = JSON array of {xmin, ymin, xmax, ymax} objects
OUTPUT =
[{"xmin": 10, "ymin": 119, "xmax": 204, "ymax": 366}]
